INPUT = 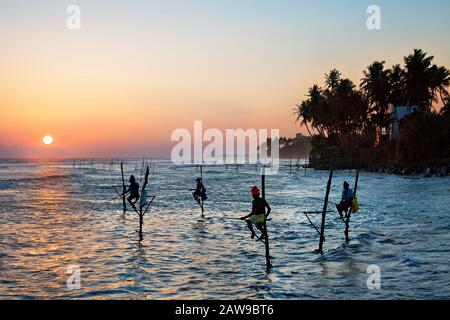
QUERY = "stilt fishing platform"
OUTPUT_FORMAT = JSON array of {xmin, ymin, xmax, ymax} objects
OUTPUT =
[
  {"xmin": 112, "ymin": 161, "xmax": 156, "ymax": 239},
  {"xmin": 303, "ymin": 158, "xmax": 362, "ymax": 253},
  {"xmin": 107, "ymin": 158, "xmax": 363, "ymax": 269}
]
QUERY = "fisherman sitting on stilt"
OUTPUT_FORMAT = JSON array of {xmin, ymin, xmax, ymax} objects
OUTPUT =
[
  {"xmin": 336, "ymin": 181, "xmax": 354, "ymax": 219},
  {"xmin": 240, "ymin": 186, "xmax": 271, "ymax": 240},
  {"xmin": 192, "ymin": 177, "xmax": 207, "ymax": 205},
  {"xmin": 125, "ymin": 175, "xmax": 140, "ymax": 210}
]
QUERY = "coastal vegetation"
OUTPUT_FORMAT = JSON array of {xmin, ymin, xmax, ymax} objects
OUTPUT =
[
  {"xmin": 278, "ymin": 136, "xmax": 312, "ymax": 159},
  {"xmin": 294, "ymin": 49, "xmax": 450, "ymax": 175}
]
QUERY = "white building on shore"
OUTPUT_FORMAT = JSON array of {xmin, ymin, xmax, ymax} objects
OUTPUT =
[{"xmin": 389, "ymin": 105, "xmax": 419, "ymax": 140}]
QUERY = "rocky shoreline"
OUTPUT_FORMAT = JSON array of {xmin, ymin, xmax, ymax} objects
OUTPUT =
[
  {"xmin": 366, "ymin": 163, "xmax": 450, "ymax": 177},
  {"xmin": 310, "ymin": 159, "xmax": 450, "ymax": 178}
]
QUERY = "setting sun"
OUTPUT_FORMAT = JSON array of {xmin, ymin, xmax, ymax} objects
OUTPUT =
[{"xmin": 42, "ymin": 135, "xmax": 54, "ymax": 145}]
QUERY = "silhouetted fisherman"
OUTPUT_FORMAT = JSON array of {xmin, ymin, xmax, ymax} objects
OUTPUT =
[
  {"xmin": 192, "ymin": 177, "xmax": 207, "ymax": 205},
  {"xmin": 241, "ymin": 186, "xmax": 271, "ymax": 240},
  {"xmin": 125, "ymin": 175, "xmax": 140, "ymax": 209},
  {"xmin": 336, "ymin": 181, "xmax": 354, "ymax": 219}
]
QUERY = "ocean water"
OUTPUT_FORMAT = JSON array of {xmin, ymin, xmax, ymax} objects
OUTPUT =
[{"xmin": 0, "ymin": 159, "xmax": 449, "ymax": 300}]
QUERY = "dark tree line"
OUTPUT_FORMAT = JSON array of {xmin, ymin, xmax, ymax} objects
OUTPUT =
[{"xmin": 294, "ymin": 49, "xmax": 450, "ymax": 164}]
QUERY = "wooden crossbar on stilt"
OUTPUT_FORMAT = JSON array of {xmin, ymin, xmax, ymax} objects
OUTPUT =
[
  {"xmin": 303, "ymin": 209, "xmax": 334, "ymax": 238},
  {"xmin": 303, "ymin": 212, "xmax": 321, "ymax": 237},
  {"xmin": 142, "ymin": 195, "xmax": 156, "ymax": 216},
  {"xmin": 304, "ymin": 210, "xmax": 333, "ymax": 214}
]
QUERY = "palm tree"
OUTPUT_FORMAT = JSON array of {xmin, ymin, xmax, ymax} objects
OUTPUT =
[
  {"xmin": 307, "ymin": 84, "xmax": 328, "ymax": 137},
  {"xmin": 403, "ymin": 49, "xmax": 435, "ymax": 111},
  {"xmin": 430, "ymin": 65, "xmax": 450, "ymax": 106},
  {"xmin": 442, "ymin": 98, "xmax": 450, "ymax": 116},
  {"xmin": 325, "ymin": 69, "xmax": 341, "ymax": 92},
  {"xmin": 388, "ymin": 64, "xmax": 406, "ymax": 106},
  {"xmin": 294, "ymin": 101, "xmax": 313, "ymax": 136},
  {"xmin": 294, "ymin": 84, "xmax": 326, "ymax": 137},
  {"xmin": 360, "ymin": 61, "xmax": 391, "ymax": 129},
  {"xmin": 330, "ymin": 78, "xmax": 368, "ymax": 136}
]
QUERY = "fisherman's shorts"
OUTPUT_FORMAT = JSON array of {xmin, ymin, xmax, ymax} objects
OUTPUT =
[
  {"xmin": 246, "ymin": 214, "xmax": 266, "ymax": 225},
  {"xmin": 336, "ymin": 200, "xmax": 352, "ymax": 214}
]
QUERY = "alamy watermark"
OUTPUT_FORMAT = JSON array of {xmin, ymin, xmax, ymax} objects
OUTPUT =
[
  {"xmin": 64, "ymin": 5, "xmax": 380, "ymax": 31},
  {"xmin": 66, "ymin": 265, "xmax": 81, "ymax": 290},
  {"xmin": 66, "ymin": 5, "xmax": 81, "ymax": 30},
  {"xmin": 366, "ymin": 264, "xmax": 381, "ymax": 290},
  {"xmin": 171, "ymin": 121, "xmax": 280, "ymax": 175},
  {"xmin": 367, "ymin": 5, "xmax": 381, "ymax": 30}
]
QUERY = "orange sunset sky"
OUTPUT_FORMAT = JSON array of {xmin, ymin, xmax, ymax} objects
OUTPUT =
[{"xmin": 1, "ymin": 0, "xmax": 449, "ymax": 158}]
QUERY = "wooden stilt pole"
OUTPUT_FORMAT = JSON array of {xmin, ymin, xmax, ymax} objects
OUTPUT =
[
  {"xmin": 262, "ymin": 169, "xmax": 271, "ymax": 271},
  {"xmin": 121, "ymin": 162, "xmax": 126, "ymax": 214},
  {"xmin": 139, "ymin": 166, "xmax": 150, "ymax": 237},
  {"xmin": 200, "ymin": 165, "xmax": 204, "ymax": 216},
  {"xmin": 139, "ymin": 211, "xmax": 143, "ymax": 239},
  {"xmin": 139, "ymin": 195, "xmax": 143, "ymax": 236},
  {"xmin": 289, "ymin": 157, "xmax": 292, "ymax": 174},
  {"xmin": 344, "ymin": 169, "xmax": 359, "ymax": 242},
  {"xmin": 317, "ymin": 158, "xmax": 334, "ymax": 254},
  {"xmin": 139, "ymin": 158, "xmax": 145, "ymax": 183}
]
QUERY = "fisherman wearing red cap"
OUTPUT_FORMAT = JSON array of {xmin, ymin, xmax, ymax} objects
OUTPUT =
[{"xmin": 240, "ymin": 186, "xmax": 271, "ymax": 239}]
